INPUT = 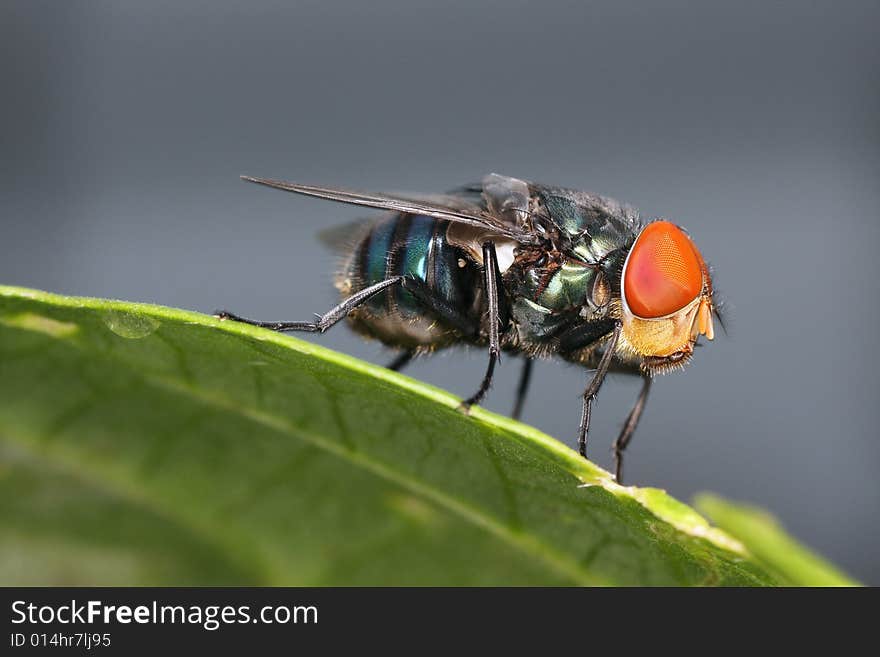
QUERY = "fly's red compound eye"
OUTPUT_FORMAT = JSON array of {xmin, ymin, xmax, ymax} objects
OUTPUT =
[{"xmin": 623, "ymin": 221, "xmax": 705, "ymax": 318}]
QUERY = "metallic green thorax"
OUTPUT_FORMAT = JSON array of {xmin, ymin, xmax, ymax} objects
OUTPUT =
[
  {"xmin": 534, "ymin": 261, "xmax": 596, "ymax": 309},
  {"xmin": 506, "ymin": 186, "xmax": 638, "ymax": 347}
]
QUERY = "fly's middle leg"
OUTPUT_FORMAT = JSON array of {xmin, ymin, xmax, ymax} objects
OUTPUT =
[{"xmin": 459, "ymin": 241, "xmax": 509, "ymax": 414}]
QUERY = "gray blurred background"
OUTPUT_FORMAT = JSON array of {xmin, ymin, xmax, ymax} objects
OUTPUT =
[{"xmin": 2, "ymin": 0, "xmax": 878, "ymax": 583}]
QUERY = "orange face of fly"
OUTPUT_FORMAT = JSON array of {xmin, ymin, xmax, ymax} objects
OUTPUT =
[{"xmin": 620, "ymin": 221, "xmax": 715, "ymax": 362}]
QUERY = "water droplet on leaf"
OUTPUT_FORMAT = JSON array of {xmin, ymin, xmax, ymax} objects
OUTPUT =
[{"xmin": 103, "ymin": 311, "xmax": 160, "ymax": 339}]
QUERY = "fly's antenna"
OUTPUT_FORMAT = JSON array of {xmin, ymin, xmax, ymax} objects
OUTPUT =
[
  {"xmin": 712, "ymin": 296, "xmax": 729, "ymax": 336},
  {"xmin": 705, "ymin": 260, "xmax": 729, "ymax": 336}
]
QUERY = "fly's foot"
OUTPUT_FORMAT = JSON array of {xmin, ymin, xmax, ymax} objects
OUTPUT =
[
  {"xmin": 214, "ymin": 310, "xmax": 240, "ymax": 321},
  {"xmin": 457, "ymin": 400, "xmax": 475, "ymax": 415}
]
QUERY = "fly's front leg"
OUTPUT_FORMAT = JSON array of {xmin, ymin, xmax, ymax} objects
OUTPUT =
[
  {"xmin": 215, "ymin": 276, "xmax": 404, "ymax": 333},
  {"xmin": 459, "ymin": 241, "xmax": 508, "ymax": 413},
  {"xmin": 577, "ymin": 321, "xmax": 622, "ymax": 459},
  {"xmin": 612, "ymin": 374, "xmax": 652, "ymax": 484}
]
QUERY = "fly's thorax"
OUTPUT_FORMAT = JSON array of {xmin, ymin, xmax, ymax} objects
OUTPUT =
[
  {"xmin": 510, "ymin": 253, "xmax": 608, "ymax": 312},
  {"xmin": 535, "ymin": 187, "xmax": 640, "ymax": 251},
  {"xmin": 618, "ymin": 220, "xmax": 716, "ymax": 365},
  {"xmin": 507, "ymin": 249, "xmax": 619, "ymax": 347}
]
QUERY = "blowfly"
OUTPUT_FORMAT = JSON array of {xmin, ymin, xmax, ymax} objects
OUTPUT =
[{"xmin": 217, "ymin": 174, "xmax": 720, "ymax": 482}]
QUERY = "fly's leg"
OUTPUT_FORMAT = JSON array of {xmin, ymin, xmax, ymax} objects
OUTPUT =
[
  {"xmin": 612, "ymin": 374, "xmax": 652, "ymax": 484},
  {"xmin": 556, "ymin": 319, "xmax": 620, "ymax": 460},
  {"xmin": 215, "ymin": 276, "xmax": 404, "ymax": 333},
  {"xmin": 386, "ymin": 350, "xmax": 415, "ymax": 372},
  {"xmin": 557, "ymin": 318, "xmax": 617, "ymax": 354},
  {"xmin": 511, "ymin": 357, "xmax": 533, "ymax": 421},
  {"xmin": 460, "ymin": 241, "xmax": 508, "ymax": 413},
  {"xmin": 577, "ymin": 321, "xmax": 622, "ymax": 459}
]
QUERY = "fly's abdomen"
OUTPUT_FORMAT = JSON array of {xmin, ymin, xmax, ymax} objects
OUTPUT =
[{"xmin": 343, "ymin": 214, "xmax": 479, "ymax": 348}]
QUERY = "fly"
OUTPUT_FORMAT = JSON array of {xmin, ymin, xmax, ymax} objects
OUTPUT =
[{"xmin": 217, "ymin": 173, "xmax": 720, "ymax": 483}]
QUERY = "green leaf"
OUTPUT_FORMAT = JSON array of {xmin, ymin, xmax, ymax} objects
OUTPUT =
[
  {"xmin": 0, "ymin": 285, "xmax": 844, "ymax": 586},
  {"xmin": 693, "ymin": 494, "xmax": 859, "ymax": 586}
]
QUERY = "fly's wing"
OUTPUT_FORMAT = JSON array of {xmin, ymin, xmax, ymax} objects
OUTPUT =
[
  {"xmin": 242, "ymin": 175, "xmax": 540, "ymax": 245},
  {"xmin": 316, "ymin": 218, "xmax": 373, "ymax": 253},
  {"xmin": 481, "ymin": 173, "xmax": 532, "ymax": 228}
]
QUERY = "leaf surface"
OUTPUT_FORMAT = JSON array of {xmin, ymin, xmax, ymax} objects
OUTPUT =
[{"xmin": 0, "ymin": 286, "xmax": 842, "ymax": 585}]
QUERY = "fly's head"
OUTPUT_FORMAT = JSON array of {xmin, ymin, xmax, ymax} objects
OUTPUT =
[{"xmin": 618, "ymin": 220, "xmax": 717, "ymax": 374}]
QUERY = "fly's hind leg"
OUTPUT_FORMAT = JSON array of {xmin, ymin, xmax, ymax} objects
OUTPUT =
[{"xmin": 215, "ymin": 276, "xmax": 404, "ymax": 333}]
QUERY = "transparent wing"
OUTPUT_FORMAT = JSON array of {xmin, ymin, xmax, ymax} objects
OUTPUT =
[
  {"xmin": 241, "ymin": 175, "xmax": 540, "ymax": 245},
  {"xmin": 316, "ymin": 217, "xmax": 372, "ymax": 252}
]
